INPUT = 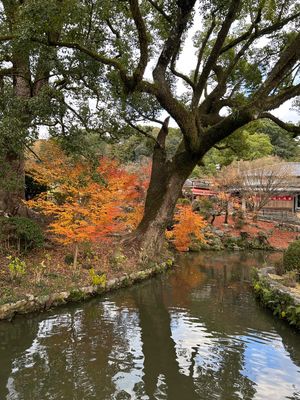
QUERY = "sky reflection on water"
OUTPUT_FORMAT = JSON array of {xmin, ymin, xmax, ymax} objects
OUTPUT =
[{"xmin": 0, "ymin": 251, "xmax": 299, "ymax": 400}]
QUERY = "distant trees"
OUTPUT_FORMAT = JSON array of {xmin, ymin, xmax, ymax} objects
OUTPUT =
[{"xmin": 244, "ymin": 119, "xmax": 299, "ymax": 160}]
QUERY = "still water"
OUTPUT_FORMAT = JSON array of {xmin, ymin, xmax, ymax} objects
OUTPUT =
[{"xmin": 0, "ymin": 251, "xmax": 299, "ymax": 400}]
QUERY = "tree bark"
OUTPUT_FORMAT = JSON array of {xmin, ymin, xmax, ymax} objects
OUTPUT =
[
  {"xmin": 0, "ymin": 43, "xmax": 52, "ymax": 216},
  {"xmin": 0, "ymin": 150, "xmax": 25, "ymax": 216},
  {"xmin": 0, "ymin": 50, "xmax": 31, "ymax": 216},
  {"xmin": 128, "ymin": 119, "xmax": 198, "ymax": 259}
]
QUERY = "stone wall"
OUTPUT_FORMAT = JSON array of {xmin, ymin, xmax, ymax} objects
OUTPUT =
[
  {"xmin": 0, "ymin": 261, "xmax": 173, "ymax": 321},
  {"xmin": 252, "ymin": 267, "xmax": 300, "ymax": 330}
]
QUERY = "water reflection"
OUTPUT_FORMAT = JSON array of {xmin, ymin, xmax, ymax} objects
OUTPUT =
[{"xmin": 0, "ymin": 251, "xmax": 299, "ymax": 400}]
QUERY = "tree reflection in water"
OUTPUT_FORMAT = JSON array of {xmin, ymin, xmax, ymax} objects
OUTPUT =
[{"xmin": 0, "ymin": 251, "xmax": 299, "ymax": 400}]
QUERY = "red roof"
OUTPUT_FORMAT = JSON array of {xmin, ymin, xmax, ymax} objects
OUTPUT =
[{"xmin": 192, "ymin": 188, "xmax": 216, "ymax": 196}]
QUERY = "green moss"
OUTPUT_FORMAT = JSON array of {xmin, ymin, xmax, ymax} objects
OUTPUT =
[
  {"xmin": 68, "ymin": 289, "xmax": 87, "ymax": 302},
  {"xmin": 252, "ymin": 272, "xmax": 300, "ymax": 329}
]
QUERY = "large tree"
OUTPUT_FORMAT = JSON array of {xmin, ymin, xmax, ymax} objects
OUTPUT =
[
  {"xmin": 0, "ymin": 0, "xmax": 69, "ymax": 215},
  {"xmin": 1, "ymin": 0, "xmax": 300, "ymax": 257}
]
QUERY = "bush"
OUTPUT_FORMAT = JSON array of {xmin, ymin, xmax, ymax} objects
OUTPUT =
[
  {"xmin": 283, "ymin": 240, "xmax": 300, "ymax": 272},
  {"xmin": 0, "ymin": 216, "xmax": 44, "ymax": 252},
  {"xmin": 64, "ymin": 253, "xmax": 74, "ymax": 265}
]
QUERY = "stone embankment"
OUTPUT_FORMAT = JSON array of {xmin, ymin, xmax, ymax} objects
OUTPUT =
[
  {"xmin": 252, "ymin": 267, "xmax": 300, "ymax": 330},
  {"xmin": 0, "ymin": 261, "xmax": 172, "ymax": 321}
]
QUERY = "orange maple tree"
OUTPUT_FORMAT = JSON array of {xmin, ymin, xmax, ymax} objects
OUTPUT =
[
  {"xmin": 166, "ymin": 204, "xmax": 207, "ymax": 252},
  {"xmin": 27, "ymin": 141, "xmax": 144, "ymax": 266}
]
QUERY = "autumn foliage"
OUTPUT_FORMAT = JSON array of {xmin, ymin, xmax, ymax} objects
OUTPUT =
[
  {"xmin": 26, "ymin": 141, "xmax": 147, "ymax": 264},
  {"xmin": 166, "ymin": 204, "xmax": 207, "ymax": 252}
]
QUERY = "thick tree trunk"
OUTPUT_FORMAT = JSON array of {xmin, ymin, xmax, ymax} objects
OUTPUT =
[
  {"xmin": 0, "ymin": 150, "xmax": 25, "ymax": 216},
  {"xmin": 128, "ymin": 119, "xmax": 198, "ymax": 259},
  {"xmin": 0, "ymin": 46, "xmax": 50, "ymax": 216},
  {"xmin": 0, "ymin": 53, "xmax": 31, "ymax": 216}
]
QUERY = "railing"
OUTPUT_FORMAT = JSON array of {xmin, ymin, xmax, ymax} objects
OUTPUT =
[{"xmin": 258, "ymin": 209, "xmax": 300, "ymax": 225}]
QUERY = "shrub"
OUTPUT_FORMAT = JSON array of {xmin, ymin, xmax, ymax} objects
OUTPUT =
[
  {"xmin": 192, "ymin": 198, "xmax": 214, "ymax": 220},
  {"xmin": 166, "ymin": 205, "xmax": 207, "ymax": 251},
  {"xmin": 89, "ymin": 268, "xmax": 106, "ymax": 287},
  {"xmin": 283, "ymin": 240, "xmax": 300, "ymax": 272},
  {"xmin": 0, "ymin": 216, "xmax": 44, "ymax": 252},
  {"xmin": 7, "ymin": 256, "xmax": 27, "ymax": 281},
  {"xmin": 64, "ymin": 254, "xmax": 74, "ymax": 265}
]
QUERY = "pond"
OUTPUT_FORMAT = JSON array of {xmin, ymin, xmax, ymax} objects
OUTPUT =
[{"xmin": 0, "ymin": 251, "xmax": 299, "ymax": 400}]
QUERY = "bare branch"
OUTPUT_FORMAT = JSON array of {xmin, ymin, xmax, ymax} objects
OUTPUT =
[
  {"xmin": 170, "ymin": 47, "xmax": 195, "ymax": 89},
  {"xmin": 0, "ymin": 35, "xmax": 13, "ymax": 42},
  {"xmin": 124, "ymin": 118, "xmax": 159, "ymax": 145},
  {"xmin": 153, "ymin": 1, "xmax": 196, "ymax": 84},
  {"xmin": 106, "ymin": 19, "xmax": 121, "ymax": 39},
  {"xmin": 25, "ymin": 143, "xmax": 42, "ymax": 162}
]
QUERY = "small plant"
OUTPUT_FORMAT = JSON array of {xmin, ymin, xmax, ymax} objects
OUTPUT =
[
  {"xmin": 110, "ymin": 249, "xmax": 127, "ymax": 271},
  {"xmin": 89, "ymin": 268, "xmax": 106, "ymax": 287},
  {"xmin": 7, "ymin": 256, "xmax": 27, "ymax": 281},
  {"xmin": 256, "ymin": 231, "xmax": 269, "ymax": 246},
  {"xmin": 0, "ymin": 216, "xmax": 44, "ymax": 252},
  {"xmin": 33, "ymin": 260, "xmax": 48, "ymax": 284},
  {"xmin": 64, "ymin": 254, "xmax": 74, "ymax": 265},
  {"xmin": 281, "ymin": 271, "xmax": 298, "ymax": 288},
  {"xmin": 283, "ymin": 240, "xmax": 300, "ymax": 273},
  {"xmin": 274, "ymin": 260, "xmax": 285, "ymax": 276}
]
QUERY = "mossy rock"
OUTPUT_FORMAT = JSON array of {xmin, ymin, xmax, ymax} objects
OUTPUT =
[
  {"xmin": 68, "ymin": 289, "xmax": 87, "ymax": 302},
  {"xmin": 252, "ymin": 272, "xmax": 300, "ymax": 329}
]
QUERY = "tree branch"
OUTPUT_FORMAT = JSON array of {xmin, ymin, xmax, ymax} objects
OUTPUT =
[
  {"xmin": 156, "ymin": 116, "xmax": 170, "ymax": 149},
  {"xmin": 146, "ymin": 0, "xmax": 172, "ymax": 23},
  {"xmin": 153, "ymin": 1, "xmax": 196, "ymax": 84},
  {"xmin": 0, "ymin": 67, "xmax": 13, "ymax": 77},
  {"xmin": 264, "ymin": 83, "xmax": 300, "ymax": 111},
  {"xmin": 170, "ymin": 44, "xmax": 195, "ymax": 89},
  {"xmin": 128, "ymin": 0, "xmax": 149, "ymax": 90},
  {"xmin": 192, "ymin": 0, "xmax": 241, "ymax": 108},
  {"xmin": 201, "ymin": 110, "xmax": 254, "ymax": 154},
  {"xmin": 0, "ymin": 35, "xmax": 13, "ymax": 42},
  {"xmin": 193, "ymin": 15, "xmax": 216, "ymax": 84},
  {"xmin": 253, "ymin": 32, "xmax": 300, "ymax": 103},
  {"xmin": 220, "ymin": 10, "xmax": 300, "ymax": 54},
  {"xmin": 106, "ymin": 19, "xmax": 121, "ymax": 39},
  {"xmin": 124, "ymin": 118, "xmax": 159, "ymax": 145},
  {"xmin": 259, "ymin": 112, "xmax": 300, "ymax": 137},
  {"xmin": 32, "ymin": 37, "xmax": 129, "ymax": 83}
]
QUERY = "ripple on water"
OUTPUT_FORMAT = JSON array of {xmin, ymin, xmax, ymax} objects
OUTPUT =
[{"xmin": 1, "ymin": 251, "xmax": 300, "ymax": 400}]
